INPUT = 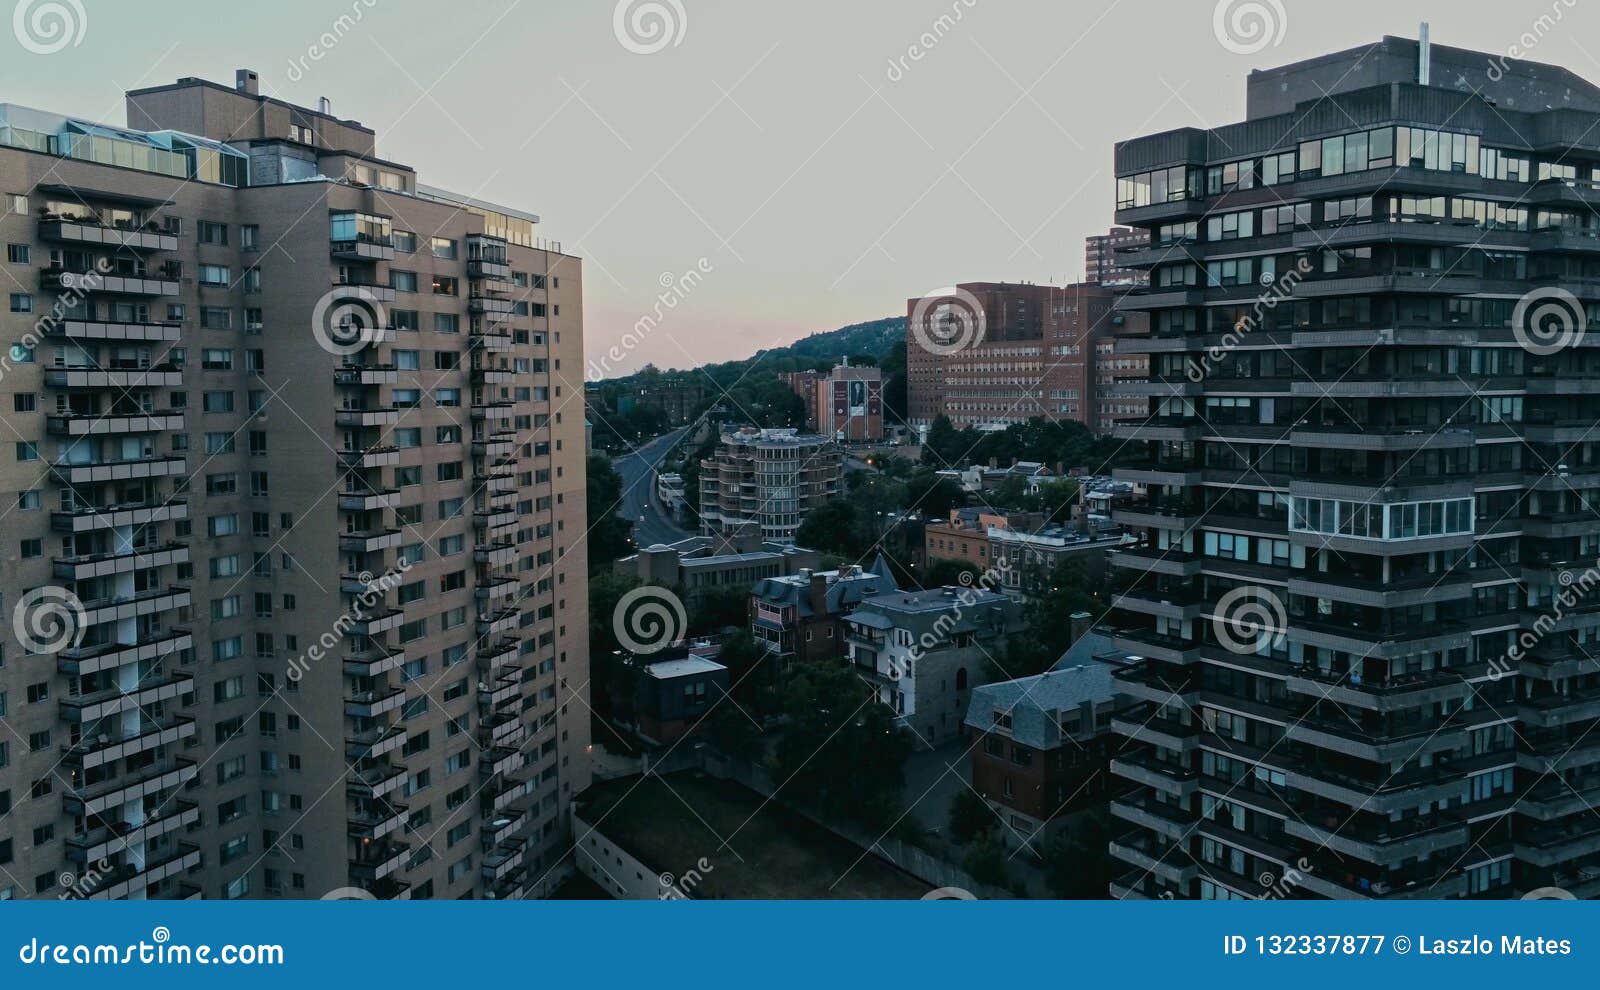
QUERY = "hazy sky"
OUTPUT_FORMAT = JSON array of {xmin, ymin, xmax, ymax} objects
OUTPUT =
[{"xmin": 6, "ymin": 0, "xmax": 1598, "ymax": 374}]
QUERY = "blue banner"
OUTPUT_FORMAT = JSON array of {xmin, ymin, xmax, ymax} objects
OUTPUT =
[{"xmin": 0, "ymin": 901, "xmax": 1593, "ymax": 987}]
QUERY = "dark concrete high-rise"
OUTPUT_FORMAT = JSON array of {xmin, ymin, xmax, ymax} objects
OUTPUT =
[{"xmin": 1107, "ymin": 35, "xmax": 1600, "ymax": 900}]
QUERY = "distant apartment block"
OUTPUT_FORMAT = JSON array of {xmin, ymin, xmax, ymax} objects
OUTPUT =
[
  {"xmin": 613, "ymin": 533, "xmax": 821, "ymax": 604},
  {"xmin": 697, "ymin": 427, "xmax": 842, "ymax": 544},
  {"xmin": 906, "ymin": 282, "xmax": 1138, "ymax": 433},
  {"xmin": 786, "ymin": 362, "xmax": 884, "ymax": 440},
  {"xmin": 1085, "ymin": 225, "xmax": 1150, "ymax": 286}
]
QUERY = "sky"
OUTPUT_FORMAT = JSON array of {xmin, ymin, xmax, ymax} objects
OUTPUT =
[{"xmin": 4, "ymin": 0, "xmax": 1598, "ymax": 375}]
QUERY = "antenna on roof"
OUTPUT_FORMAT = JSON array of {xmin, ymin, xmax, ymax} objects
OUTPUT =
[{"xmin": 1418, "ymin": 22, "xmax": 1431, "ymax": 86}]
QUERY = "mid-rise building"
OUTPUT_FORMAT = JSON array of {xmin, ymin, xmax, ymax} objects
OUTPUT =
[
  {"xmin": 750, "ymin": 561, "xmax": 895, "ymax": 669},
  {"xmin": 1085, "ymin": 225, "xmax": 1150, "ymax": 286},
  {"xmin": 613, "ymin": 533, "xmax": 821, "ymax": 604},
  {"xmin": 697, "ymin": 427, "xmax": 842, "ymax": 544},
  {"xmin": 0, "ymin": 71, "xmax": 588, "ymax": 901},
  {"xmin": 1107, "ymin": 34, "xmax": 1600, "ymax": 900},
  {"xmin": 790, "ymin": 362, "xmax": 884, "ymax": 441},
  {"xmin": 906, "ymin": 282, "xmax": 1133, "ymax": 433},
  {"xmin": 844, "ymin": 586, "xmax": 1023, "ymax": 748}
]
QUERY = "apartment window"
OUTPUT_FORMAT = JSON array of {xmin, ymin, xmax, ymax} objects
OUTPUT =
[
  {"xmin": 431, "ymin": 237, "xmax": 458, "ymax": 259},
  {"xmin": 199, "ymin": 264, "xmax": 230, "ymax": 286},
  {"xmin": 240, "ymin": 225, "xmax": 259, "ymax": 250},
  {"xmin": 436, "ymin": 388, "xmax": 461, "ymax": 407},
  {"xmin": 202, "ymin": 348, "xmax": 234, "ymax": 370},
  {"xmin": 198, "ymin": 221, "xmax": 229, "ymax": 245},
  {"xmin": 394, "ymin": 349, "xmax": 420, "ymax": 370},
  {"xmin": 395, "ymin": 427, "xmax": 422, "ymax": 448},
  {"xmin": 390, "ymin": 270, "xmax": 418, "ymax": 292},
  {"xmin": 437, "ymin": 461, "xmax": 463, "ymax": 482},
  {"xmin": 432, "ymin": 276, "xmax": 458, "ymax": 296},
  {"xmin": 392, "ymin": 309, "xmax": 419, "ymax": 331},
  {"xmin": 14, "ymin": 442, "xmax": 37, "ymax": 462},
  {"xmin": 209, "ymin": 514, "xmax": 239, "ymax": 537},
  {"xmin": 16, "ymin": 490, "xmax": 40, "ymax": 511},
  {"xmin": 9, "ymin": 294, "xmax": 31, "ymax": 313},
  {"xmin": 200, "ymin": 307, "xmax": 233, "ymax": 330},
  {"xmin": 19, "ymin": 539, "xmax": 41, "ymax": 559},
  {"xmin": 394, "ymin": 231, "xmax": 417, "ymax": 253},
  {"xmin": 433, "ymin": 351, "xmax": 460, "ymax": 370},
  {"xmin": 203, "ymin": 391, "xmax": 235, "ymax": 412},
  {"xmin": 6, "ymin": 244, "xmax": 28, "ymax": 264},
  {"xmin": 433, "ymin": 313, "xmax": 459, "ymax": 334}
]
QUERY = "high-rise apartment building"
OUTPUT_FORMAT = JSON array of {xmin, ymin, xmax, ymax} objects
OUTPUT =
[
  {"xmin": 698, "ymin": 428, "xmax": 841, "ymax": 544},
  {"xmin": 1106, "ymin": 35, "xmax": 1600, "ymax": 900},
  {"xmin": 0, "ymin": 71, "xmax": 588, "ymax": 900},
  {"xmin": 906, "ymin": 282, "xmax": 1134, "ymax": 433},
  {"xmin": 1085, "ymin": 226, "xmax": 1149, "ymax": 286}
]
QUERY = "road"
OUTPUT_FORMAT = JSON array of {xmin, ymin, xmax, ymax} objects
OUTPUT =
[{"xmin": 612, "ymin": 426, "xmax": 695, "ymax": 548}]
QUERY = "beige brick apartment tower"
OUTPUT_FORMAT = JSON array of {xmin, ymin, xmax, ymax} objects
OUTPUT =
[{"xmin": 0, "ymin": 70, "xmax": 589, "ymax": 900}]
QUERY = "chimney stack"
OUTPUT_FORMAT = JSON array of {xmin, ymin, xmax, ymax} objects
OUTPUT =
[
  {"xmin": 1418, "ymin": 22, "xmax": 1431, "ymax": 86},
  {"xmin": 236, "ymin": 69, "xmax": 260, "ymax": 95},
  {"xmin": 318, "ymin": 96, "xmax": 333, "ymax": 116}
]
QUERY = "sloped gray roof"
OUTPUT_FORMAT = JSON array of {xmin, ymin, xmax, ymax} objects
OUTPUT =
[{"xmin": 963, "ymin": 661, "xmax": 1120, "ymax": 750}]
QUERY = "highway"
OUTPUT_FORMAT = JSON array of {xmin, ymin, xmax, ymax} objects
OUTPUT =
[{"xmin": 612, "ymin": 425, "xmax": 695, "ymax": 548}]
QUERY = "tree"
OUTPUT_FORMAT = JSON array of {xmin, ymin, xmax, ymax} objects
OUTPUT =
[
  {"xmin": 585, "ymin": 455, "xmax": 635, "ymax": 573},
  {"xmin": 1043, "ymin": 811, "xmax": 1115, "ymax": 898},
  {"xmin": 770, "ymin": 664, "xmax": 913, "ymax": 830},
  {"xmin": 962, "ymin": 834, "xmax": 1010, "ymax": 888},
  {"xmin": 795, "ymin": 500, "xmax": 868, "ymax": 557},
  {"xmin": 688, "ymin": 585, "xmax": 749, "ymax": 637},
  {"xmin": 949, "ymin": 789, "xmax": 998, "ymax": 843},
  {"xmin": 920, "ymin": 558, "xmax": 980, "ymax": 591}
]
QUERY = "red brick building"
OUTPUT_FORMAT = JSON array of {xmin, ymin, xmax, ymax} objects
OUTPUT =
[{"xmin": 906, "ymin": 282, "xmax": 1141, "ymax": 434}]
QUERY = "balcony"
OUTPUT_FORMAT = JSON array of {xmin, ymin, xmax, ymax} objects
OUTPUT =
[
  {"xmin": 482, "ymin": 840, "xmax": 527, "ymax": 884},
  {"xmin": 484, "ymin": 808, "xmax": 531, "ymax": 847},
  {"xmin": 470, "ymin": 327, "xmax": 514, "ymax": 351},
  {"xmin": 51, "ymin": 499, "xmax": 186, "ymax": 534},
  {"xmin": 45, "ymin": 367, "xmax": 184, "ymax": 390},
  {"xmin": 348, "ymin": 840, "xmax": 410, "ymax": 881},
  {"xmin": 343, "ymin": 643, "xmax": 407, "ymax": 678},
  {"xmin": 51, "ymin": 454, "xmax": 185, "ymax": 485},
  {"xmin": 1110, "ymin": 706, "xmax": 1200, "ymax": 753},
  {"xmin": 480, "ymin": 712, "xmax": 525, "ymax": 748},
  {"xmin": 42, "ymin": 318, "xmax": 181, "ymax": 343},
  {"xmin": 1284, "ymin": 812, "xmax": 1468, "ymax": 865},
  {"xmin": 68, "ymin": 800, "xmax": 200, "ymax": 864},
  {"xmin": 348, "ymin": 607, "xmax": 406, "ymax": 636},
  {"xmin": 476, "ymin": 542, "xmax": 517, "ymax": 567},
  {"xmin": 1109, "ymin": 796, "xmax": 1192, "ymax": 842},
  {"xmin": 478, "ymin": 637, "xmax": 519, "ymax": 670},
  {"xmin": 477, "ymin": 607, "xmax": 519, "ymax": 637},
  {"xmin": 54, "ymin": 542, "xmax": 189, "ymax": 580},
  {"xmin": 62, "ymin": 716, "xmax": 197, "ymax": 771},
  {"xmin": 475, "ymin": 508, "xmax": 518, "ymax": 531},
  {"xmin": 334, "ymin": 365, "xmax": 400, "ymax": 387},
  {"xmin": 338, "ymin": 488, "xmax": 399, "ymax": 512},
  {"xmin": 40, "ymin": 218, "xmax": 179, "ymax": 252},
  {"xmin": 473, "ymin": 434, "xmax": 517, "ymax": 458},
  {"xmin": 481, "ymin": 675, "xmax": 521, "ymax": 710},
  {"xmin": 476, "ymin": 577, "xmax": 519, "ymax": 601},
  {"xmin": 58, "ymin": 629, "xmax": 192, "ymax": 677},
  {"xmin": 330, "ymin": 279, "xmax": 397, "ymax": 302},
  {"xmin": 347, "ymin": 724, "xmax": 409, "ymax": 760},
  {"xmin": 472, "ymin": 367, "xmax": 515, "ymax": 386},
  {"xmin": 469, "ymin": 295, "xmax": 516, "ymax": 316},
  {"xmin": 340, "ymin": 529, "xmax": 403, "ymax": 553},
  {"xmin": 1110, "ymin": 751, "xmax": 1199, "ymax": 799},
  {"xmin": 348, "ymin": 762, "xmax": 408, "ymax": 800},
  {"xmin": 41, "ymin": 267, "xmax": 180, "ymax": 297},
  {"xmin": 1108, "ymin": 832, "xmax": 1197, "ymax": 887},
  {"xmin": 61, "ymin": 670, "xmax": 194, "ymax": 723},
  {"xmin": 331, "ymin": 237, "xmax": 396, "ymax": 262},
  {"xmin": 335, "ymin": 407, "xmax": 400, "ymax": 428},
  {"xmin": 484, "ymin": 778, "xmax": 536, "ymax": 815},
  {"xmin": 65, "ymin": 756, "xmax": 198, "ymax": 817},
  {"xmin": 345, "ymin": 686, "xmax": 407, "ymax": 718},
  {"xmin": 481, "ymin": 746, "xmax": 525, "ymax": 778},
  {"xmin": 75, "ymin": 586, "xmax": 190, "ymax": 628},
  {"xmin": 348, "ymin": 803, "xmax": 409, "ymax": 842},
  {"xmin": 85, "ymin": 842, "xmax": 203, "ymax": 901},
  {"xmin": 47, "ymin": 411, "xmax": 184, "ymax": 437},
  {"xmin": 338, "ymin": 444, "xmax": 400, "ymax": 469},
  {"xmin": 471, "ymin": 401, "xmax": 516, "ymax": 421}
]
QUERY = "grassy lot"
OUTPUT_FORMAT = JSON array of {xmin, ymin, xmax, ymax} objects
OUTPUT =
[{"xmin": 577, "ymin": 773, "xmax": 929, "ymax": 899}]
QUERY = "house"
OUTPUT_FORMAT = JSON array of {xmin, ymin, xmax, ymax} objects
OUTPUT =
[
  {"xmin": 750, "ymin": 558, "xmax": 897, "ymax": 667},
  {"xmin": 964, "ymin": 628, "xmax": 1136, "ymax": 848},
  {"xmin": 844, "ymin": 586, "xmax": 1024, "ymax": 749},
  {"xmin": 633, "ymin": 647, "xmax": 730, "ymax": 746}
]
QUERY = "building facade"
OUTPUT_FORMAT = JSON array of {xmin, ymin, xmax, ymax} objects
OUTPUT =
[
  {"xmin": 751, "ymin": 562, "xmax": 895, "ymax": 669},
  {"xmin": 1085, "ymin": 225, "xmax": 1150, "ymax": 287},
  {"xmin": 1107, "ymin": 36, "xmax": 1600, "ymax": 900},
  {"xmin": 697, "ymin": 427, "xmax": 842, "ymax": 544},
  {"xmin": 0, "ymin": 72, "xmax": 588, "ymax": 901},
  {"xmin": 812, "ymin": 363, "xmax": 884, "ymax": 441},
  {"xmin": 906, "ymin": 282, "xmax": 1133, "ymax": 433},
  {"xmin": 844, "ymin": 587, "xmax": 1023, "ymax": 749}
]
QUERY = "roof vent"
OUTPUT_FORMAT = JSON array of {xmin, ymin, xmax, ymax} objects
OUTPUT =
[{"xmin": 236, "ymin": 69, "xmax": 260, "ymax": 95}]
